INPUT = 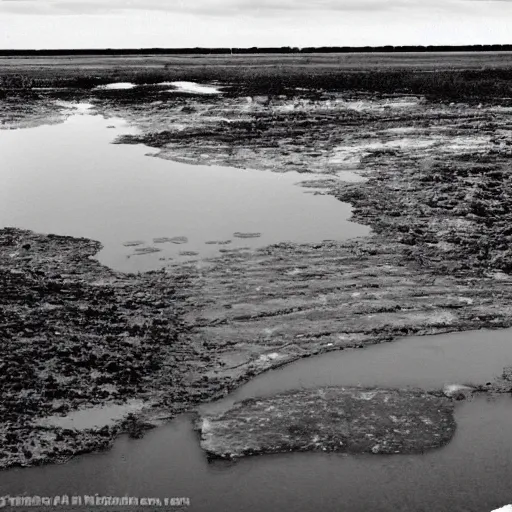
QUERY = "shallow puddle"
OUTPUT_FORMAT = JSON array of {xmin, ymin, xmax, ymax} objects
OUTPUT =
[
  {"xmin": 36, "ymin": 400, "xmax": 146, "ymax": 431},
  {"xmin": 0, "ymin": 104, "xmax": 369, "ymax": 273},
  {"xmin": 2, "ymin": 329, "xmax": 512, "ymax": 512},
  {"xmin": 208, "ymin": 328, "xmax": 512, "ymax": 413},
  {"xmin": 165, "ymin": 81, "xmax": 221, "ymax": 95}
]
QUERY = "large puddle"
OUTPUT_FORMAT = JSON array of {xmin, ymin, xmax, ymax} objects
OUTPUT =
[
  {"xmin": 2, "ymin": 329, "xmax": 511, "ymax": 512},
  {"xmin": 0, "ymin": 104, "xmax": 369, "ymax": 273}
]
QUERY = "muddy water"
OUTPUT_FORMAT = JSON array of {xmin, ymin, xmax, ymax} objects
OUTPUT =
[
  {"xmin": 0, "ymin": 104, "xmax": 369, "ymax": 273},
  {"xmin": 209, "ymin": 328, "xmax": 512, "ymax": 413},
  {"xmin": 2, "ymin": 329, "xmax": 512, "ymax": 512}
]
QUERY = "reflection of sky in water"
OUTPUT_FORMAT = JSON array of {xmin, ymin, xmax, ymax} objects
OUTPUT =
[
  {"xmin": 207, "ymin": 328, "xmax": 512, "ymax": 413},
  {"xmin": 0, "ymin": 105, "xmax": 369, "ymax": 273},
  {"xmin": 3, "ymin": 328, "xmax": 512, "ymax": 512}
]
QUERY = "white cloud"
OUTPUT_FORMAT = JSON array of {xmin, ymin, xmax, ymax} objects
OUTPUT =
[
  {"xmin": 1, "ymin": 0, "xmax": 512, "ymax": 48},
  {"xmin": 0, "ymin": 0, "xmax": 490, "ymax": 16}
]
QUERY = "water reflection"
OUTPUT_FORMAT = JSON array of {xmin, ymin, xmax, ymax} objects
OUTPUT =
[{"xmin": 0, "ymin": 105, "xmax": 369, "ymax": 273}]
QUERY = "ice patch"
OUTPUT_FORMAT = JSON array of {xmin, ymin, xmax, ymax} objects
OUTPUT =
[
  {"xmin": 491, "ymin": 506, "xmax": 512, "ymax": 512},
  {"xmin": 166, "ymin": 81, "xmax": 221, "ymax": 95}
]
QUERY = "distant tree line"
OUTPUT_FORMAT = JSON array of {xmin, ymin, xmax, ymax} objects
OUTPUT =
[{"xmin": 1, "ymin": 45, "xmax": 512, "ymax": 56}]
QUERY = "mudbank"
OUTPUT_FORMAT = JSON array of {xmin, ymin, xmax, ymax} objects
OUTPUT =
[
  {"xmin": 0, "ymin": 228, "xmax": 211, "ymax": 469},
  {"xmin": 1, "ymin": 63, "xmax": 512, "ymax": 470},
  {"xmin": 173, "ymin": 238, "xmax": 512, "ymax": 392},
  {"xmin": 198, "ymin": 387, "xmax": 456, "ymax": 459},
  {"xmin": 4, "ymin": 227, "xmax": 511, "ymax": 471}
]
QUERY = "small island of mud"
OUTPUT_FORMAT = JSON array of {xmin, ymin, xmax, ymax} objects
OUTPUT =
[{"xmin": 198, "ymin": 387, "xmax": 456, "ymax": 459}]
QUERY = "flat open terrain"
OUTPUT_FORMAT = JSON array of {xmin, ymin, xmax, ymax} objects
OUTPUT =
[
  {"xmin": 3, "ymin": 52, "xmax": 512, "ymax": 99},
  {"xmin": 3, "ymin": 51, "xmax": 512, "ymax": 70},
  {"xmin": 1, "ymin": 54, "xmax": 512, "ymax": 512}
]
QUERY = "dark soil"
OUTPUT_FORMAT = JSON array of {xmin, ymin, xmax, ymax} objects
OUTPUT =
[{"xmin": 0, "ymin": 228, "xmax": 223, "ymax": 469}]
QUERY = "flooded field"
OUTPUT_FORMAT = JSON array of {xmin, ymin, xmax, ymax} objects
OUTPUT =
[
  {"xmin": 0, "ymin": 104, "xmax": 368, "ymax": 273},
  {"xmin": 1, "ymin": 57, "xmax": 512, "ymax": 512}
]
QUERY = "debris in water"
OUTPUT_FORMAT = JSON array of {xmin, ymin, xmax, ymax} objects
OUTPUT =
[
  {"xmin": 123, "ymin": 241, "xmax": 145, "ymax": 247},
  {"xmin": 179, "ymin": 251, "xmax": 199, "ymax": 257},
  {"xmin": 132, "ymin": 247, "xmax": 162, "ymax": 255},
  {"xmin": 205, "ymin": 240, "xmax": 232, "ymax": 245},
  {"xmin": 233, "ymin": 232, "xmax": 262, "ymax": 239},
  {"xmin": 152, "ymin": 236, "xmax": 189, "ymax": 245}
]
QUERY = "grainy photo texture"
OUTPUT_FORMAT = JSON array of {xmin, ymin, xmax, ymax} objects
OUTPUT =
[{"xmin": 1, "ymin": 1, "xmax": 512, "ymax": 511}]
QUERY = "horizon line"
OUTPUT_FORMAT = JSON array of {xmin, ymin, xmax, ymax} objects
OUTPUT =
[{"xmin": 2, "ymin": 44, "xmax": 512, "ymax": 54}]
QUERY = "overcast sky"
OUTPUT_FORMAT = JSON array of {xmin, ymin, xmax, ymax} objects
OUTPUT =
[{"xmin": 1, "ymin": 0, "xmax": 511, "ymax": 49}]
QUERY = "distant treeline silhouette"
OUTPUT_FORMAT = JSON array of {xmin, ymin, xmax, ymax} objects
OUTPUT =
[{"xmin": 1, "ymin": 45, "xmax": 512, "ymax": 56}]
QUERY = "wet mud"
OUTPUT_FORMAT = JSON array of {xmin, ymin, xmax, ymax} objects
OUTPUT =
[
  {"xmin": 1, "ymin": 72, "xmax": 512, "ymax": 469},
  {"xmin": 0, "ymin": 228, "xmax": 213, "ymax": 469},
  {"xmin": 198, "ymin": 387, "xmax": 456, "ymax": 459}
]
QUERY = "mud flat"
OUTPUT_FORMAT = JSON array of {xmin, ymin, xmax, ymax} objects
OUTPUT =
[
  {"xmin": 172, "ymin": 238, "xmax": 512, "ymax": 393},
  {"xmin": 1, "ymin": 64, "xmax": 512, "ymax": 478},
  {"xmin": 91, "ymin": 84, "xmax": 512, "ymax": 383},
  {"xmin": 0, "ymin": 227, "xmax": 218, "ymax": 470},
  {"xmin": 7, "ymin": 222, "xmax": 512, "ymax": 470},
  {"xmin": 198, "ymin": 387, "xmax": 456, "ymax": 459}
]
